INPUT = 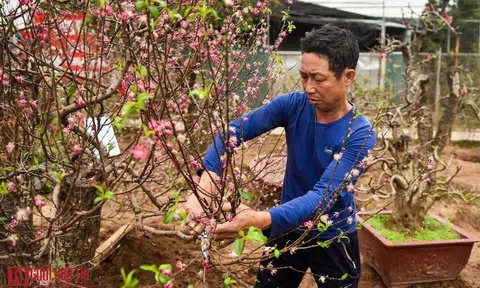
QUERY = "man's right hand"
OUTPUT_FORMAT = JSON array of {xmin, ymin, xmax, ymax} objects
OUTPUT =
[
  {"xmin": 182, "ymin": 170, "xmax": 219, "ymax": 236},
  {"xmin": 184, "ymin": 193, "xmax": 209, "ymax": 236}
]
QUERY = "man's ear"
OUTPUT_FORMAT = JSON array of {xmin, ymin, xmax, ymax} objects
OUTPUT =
[{"xmin": 343, "ymin": 69, "xmax": 356, "ymax": 86}]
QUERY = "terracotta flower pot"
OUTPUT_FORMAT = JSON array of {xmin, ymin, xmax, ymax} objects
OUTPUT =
[{"xmin": 357, "ymin": 211, "xmax": 478, "ymax": 288}]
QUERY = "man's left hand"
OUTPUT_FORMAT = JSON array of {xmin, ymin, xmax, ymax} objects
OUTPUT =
[{"xmin": 216, "ymin": 208, "xmax": 271, "ymax": 240}]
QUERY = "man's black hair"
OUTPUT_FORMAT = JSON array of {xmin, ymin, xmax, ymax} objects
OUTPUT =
[{"xmin": 300, "ymin": 24, "xmax": 359, "ymax": 79}]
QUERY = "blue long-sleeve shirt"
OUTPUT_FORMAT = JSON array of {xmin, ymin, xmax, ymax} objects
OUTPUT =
[{"xmin": 202, "ymin": 91, "xmax": 376, "ymax": 239}]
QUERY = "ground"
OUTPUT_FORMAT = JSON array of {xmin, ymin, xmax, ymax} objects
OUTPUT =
[{"xmin": 88, "ymin": 137, "xmax": 480, "ymax": 287}]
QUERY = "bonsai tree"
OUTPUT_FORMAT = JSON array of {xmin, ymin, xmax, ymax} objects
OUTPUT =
[{"xmin": 355, "ymin": 4, "xmax": 479, "ymax": 232}]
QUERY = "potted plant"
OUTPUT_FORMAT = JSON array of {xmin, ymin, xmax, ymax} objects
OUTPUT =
[{"xmin": 353, "ymin": 5, "xmax": 479, "ymax": 287}]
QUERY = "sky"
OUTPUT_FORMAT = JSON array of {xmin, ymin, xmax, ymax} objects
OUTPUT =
[{"xmin": 300, "ymin": 0, "xmax": 430, "ymax": 18}]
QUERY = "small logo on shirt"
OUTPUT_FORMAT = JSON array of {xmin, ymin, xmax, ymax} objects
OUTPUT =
[{"xmin": 324, "ymin": 147, "xmax": 333, "ymax": 154}]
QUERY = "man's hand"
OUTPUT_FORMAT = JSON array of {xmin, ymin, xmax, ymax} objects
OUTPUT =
[
  {"xmin": 183, "ymin": 193, "xmax": 209, "ymax": 236},
  {"xmin": 182, "ymin": 170, "xmax": 219, "ymax": 236},
  {"xmin": 216, "ymin": 208, "xmax": 272, "ymax": 240}
]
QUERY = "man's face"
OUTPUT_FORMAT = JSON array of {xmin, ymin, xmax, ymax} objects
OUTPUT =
[{"xmin": 300, "ymin": 53, "xmax": 355, "ymax": 112}]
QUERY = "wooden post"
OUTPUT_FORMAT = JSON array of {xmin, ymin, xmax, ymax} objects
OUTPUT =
[
  {"xmin": 434, "ymin": 48, "xmax": 442, "ymax": 124},
  {"xmin": 455, "ymin": 36, "xmax": 460, "ymax": 68}
]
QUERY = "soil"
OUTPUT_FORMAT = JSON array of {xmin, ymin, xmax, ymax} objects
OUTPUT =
[{"xmin": 90, "ymin": 135, "xmax": 480, "ymax": 288}]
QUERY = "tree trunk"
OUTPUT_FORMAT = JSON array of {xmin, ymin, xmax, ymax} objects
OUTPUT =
[
  {"xmin": 49, "ymin": 174, "xmax": 101, "ymax": 267},
  {"xmin": 433, "ymin": 69, "xmax": 461, "ymax": 154},
  {"xmin": 390, "ymin": 200, "xmax": 426, "ymax": 232}
]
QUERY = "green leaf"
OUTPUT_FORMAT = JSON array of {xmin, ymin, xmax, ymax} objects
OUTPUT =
[
  {"xmin": 156, "ymin": 273, "xmax": 169, "ymax": 284},
  {"xmin": 274, "ymin": 248, "xmax": 280, "ymax": 259},
  {"xmin": 142, "ymin": 124, "xmax": 154, "ymax": 137},
  {"xmin": 246, "ymin": 227, "xmax": 268, "ymax": 243},
  {"xmin": 159, "ymin": 264, "xmax": 172, "ymax": 270},
  {"xmin": 224, "ymin": 275, "xmax": 237, "ymax": 288},
  {"xmin": 188, "ymin": 285, "xmax": 194, "ymax": 288},
  {"xmin": 183, "ymin": 6, "xmax": 193, "ymax": 17},
  {"xmin": 135, "ymin": 0, "xmax": 145, "ymax": 12},
  {"xmin": 356, "ymin": 223, "xmax": 363, "ymax": 230},
  {"xmin": 105, "ymin": 189, "xmax": 116, "ymax": 200},
  {"xmin": 137, "ymin": 93, "xmax": 152, "ymax": 106},
  {"xmin": 53, "ymin": 171, "xmax": 68, "ymax": 181},
  {"xmin": 0, "ymin": 217, "xmax": 8, "ymax": 221},
  {"xmin": 317, "ymin": 223, "xmax": 327, "ymax": 233},
  {"xmin": 317, "ymin": 240, "xmax": 333, "ymax": 248},
  {"xmin": 121, "ymin": 268, "xmax": 139, "ymax": 288},
  {"xmin": 233, "ymin": 238, "xmax": 244, "ymax": 255},
  {"xmin": 152, "ymin": 0, "xmax": 167, "ymax": 7},
  {"xmin": 93, "ymin": 197, "xmax": 103, "ymax": 205},
  {"xmin": 56, "ymin": 259, "xmax": 65, "ymax": 268},
  {"xmin": 163, "ymin": 209, "xmax": 175, "ymax": 224},
  {"xmin": 239, "ymin": 190, "xmax": 255, "ymax": 201},
  {"xmin": 134, "ymin": 64, "xmax": 148, "ymax": 79},
  {"xmin": 140, "ymin": 264, "xmax": 159, "ymax": 273},
  {"xmin": 122, "ymin": 101, "xmax": 139, "ymax": 119},
  {"xmin": 341, "ymin": 273, "xmax": 348, "ymax": 280},
  {"xmin": 67, "ymin": 85, "xmax": 77, "ymax": 97},
  {"xmin": 92, "ymin": 184, "xmax": 105, "ymax": 194},
  {"xmin": 189, "ymin": 88, "xmax": 207, "ymax": 99},
  {"xmin": 148, "ymin": 6, "xmax": 160, "ymax": 19}
]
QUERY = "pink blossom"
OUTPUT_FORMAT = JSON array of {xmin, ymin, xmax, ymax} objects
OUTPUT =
[
  {"xmin": 347, "ymin": 217, "xmax": 353, "ymax": 225},
  {"xmin": 75, "ymin": 99, "xmax": 86, "ymax": 108},
  {"xmin": 132, "ymin": 145, "xmax": 148, "ymax": 160},
  {"xmin": 16, "ymin": 175, "xmax": 24, "ymax": 184},
  {"xmin": 49, "ymin": 124, "xmax": 58, "ymax": 133},
  {"xmin": 15, "ymin": 75, "xmax": 25, "ymax": 84},
  {"xmin": 18, "ymin": 99, "xmax": 26, "ymax": 109},
  {"xmin": 347, "ymin": 183, "xmax": 355, "ymax": 193},
  {"xmin": 175, "ymin": 260, "xmax": 183, "ymax": 271},
  {"xmin": 463, "ymin": 87, "xmax": 469, "ymax": 95},
  {"xmin": 226, "ymin": 213, "xmax": 233, "ymax": 222},
  {"xmin": 191, "ymin": 160, "xmax": 202, "ymax": 171},
  {"xmin": 224, "ymin": 0, "xmax": 234, "ymax": 7},
  {"xmin": 422, "ymin": 173, "xmax": 430, "ymax": 181},
  {"xmin": 34, "ymin": 197, "xmax": 46, "ymax": 207},
  {"xmin": 16, "ymin": 207, "xmax": 32, "ymax": 222},
  {"xmin": 77, "ymin": 85, "xmax": 84, "ymax": 95},
  {"xmin": 72, "ymin": 144, "xmax": 82, "ymax": 155},
  {"xmin": 8, "ymin": 235, "xmax": 18, "ymax": 247},
  {"xmin": 303, "ymin": 220, "xmax": 313, "ymax": 229},
  {"xmin": 425, "ymin": 5, "xmax": 431, "ymax": 12},
  {"xmin": 29, "ymin": 99, "xmax": 38, "ymax": 110},
  {"xmin": 6, "ymin": 142, "xmax": 14, "ymax": 154},
  {"xmin": 161, "ymin": 269, "xmax": 172, "ymax": 277},
  {"xmin": 36, "ymin": 230, "xmax": 46, "ymax": 238},
  {"xmin": 427, "ymin": 157, "xmax": 435, "ymax": 170},
  {"xmin": 229, "ymin": 136, "xmax": 238, "ymax": 148},
  {"xmin": 7, "ymin": 182, "xmax": 15, "ymax": 193},
  {"xmin": 8, "ymin": 219, "xmax": 17, "ymax": 229},
  {"xmin": 201, "ymin": 259, "xmax": 210, "ymax": 268},
  {"xmin": 333, "ymin": 211, "xmax": 340, "ymax": 218},
  {"xmin": 333, "ymin": 152, "xmax": 343, "ymax": 161},
  {"xmin": 287, "ymin": 0, "xmax": 293, "ymax": 4},
  {"xmin": 165, "ymin": 281, "xmax": 173, "ymax": 288}
]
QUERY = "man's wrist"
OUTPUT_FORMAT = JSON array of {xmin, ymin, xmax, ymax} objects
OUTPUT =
[{"xmin": 253, "ymin": 211, "xmax": 272, "ymax": 230}]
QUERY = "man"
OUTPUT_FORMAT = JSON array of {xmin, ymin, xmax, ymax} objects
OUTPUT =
[{"xmin": 185, "ymin": 24, "xmax": 376, "ymax": 287}]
